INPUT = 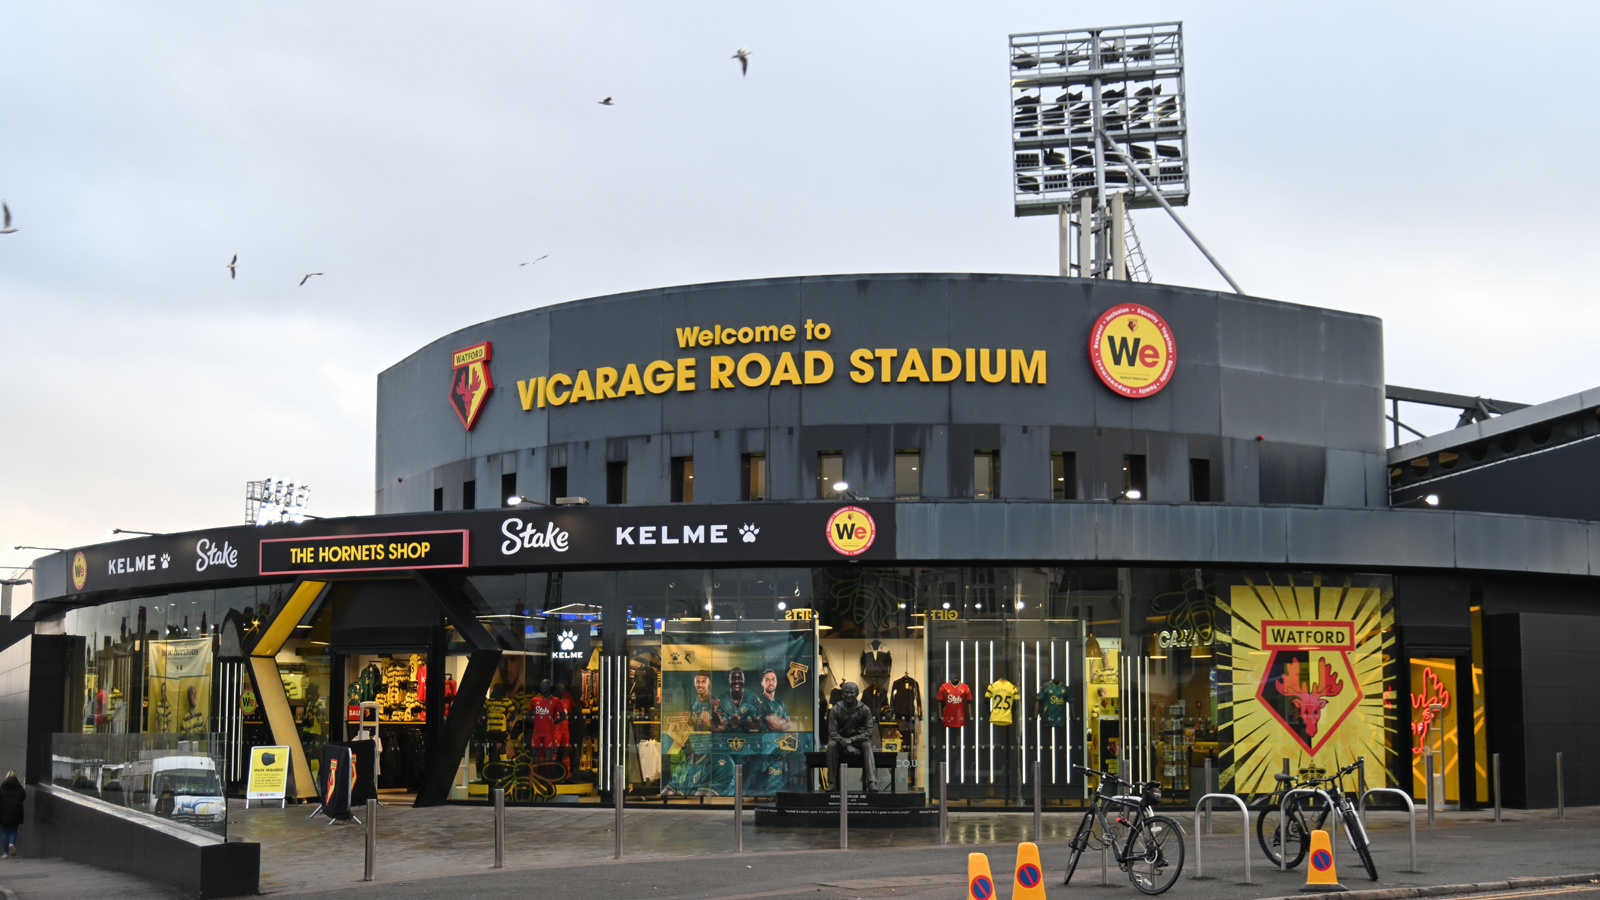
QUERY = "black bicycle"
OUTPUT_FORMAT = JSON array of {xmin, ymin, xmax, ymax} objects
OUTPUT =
[
  {"xmin": 1063, "ymin": 764, "xmax": 1185, "ymax": 895},
  {"xmin": 1255, "ymin": 758, "xmax": 1377, "ymax": 882}
]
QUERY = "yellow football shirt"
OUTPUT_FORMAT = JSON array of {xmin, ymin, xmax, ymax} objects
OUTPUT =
[{"xmin": 985, "ymin": 680, "xmax": 1019, "ymax": 725}]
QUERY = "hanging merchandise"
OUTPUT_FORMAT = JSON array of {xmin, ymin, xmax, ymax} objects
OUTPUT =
[
  {"xmin": 985, "ymin": 678, "xmax": 1018, "ymax": 725},
  {"xmin": 638, "ymin": 739, "xmax": 662, "ymax": 782},
  {"xmin": 890, "ymin": 674, "xmax": 922, "ymax": 718},
  {"xmin": 1038, "ymin": 680, "xmax": 1068, "ymax": 727},
  {"xmin": 862, "ymin": 681, "xmax": 888, "ymax": 717},
  {"xmin": 935, "ymin": 681, "xmax": 972, "ymax": 727},
  {"xmin": 860, "ymin": 641, "xmax": 893, "ymax": 680},
  {"xmin": 528, "ymin": 690, "xmax": 562, "ymax": 749}
]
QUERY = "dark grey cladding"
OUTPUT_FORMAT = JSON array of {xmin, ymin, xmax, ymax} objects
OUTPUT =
[
  {"xmin": 376, "ymin": 274, "xmax": 1387, "ymax": 513},
  {"xmin": 894, "ymin": 501, "xmax": 1600, "ymax": 576}
]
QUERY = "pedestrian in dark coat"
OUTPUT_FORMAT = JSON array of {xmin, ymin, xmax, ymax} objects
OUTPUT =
[{"xmin": 0, "ymin": 771, "xmax": 24, "ymax": 857}]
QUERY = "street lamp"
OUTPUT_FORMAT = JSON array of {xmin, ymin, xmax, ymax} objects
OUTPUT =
[
  {"xmin": 13, "ymin": 545, "xmax": 63, "ymax": 552},
  {"xmin": 506, "ymin": 495, "xmax": 553, "ymax": 508},
  {"xmin": 106, "ymin": 528, "xmax": 161, "ymax": 537},
  {"xmin": 831, "ymin": 480, "xmax": 868, "ymax": 501},
  {"xmin": 1393, "ymin": 494, "xmax": 1440, "ymax": 509},
  {"xmin": 1113, "ymin": 488, "xmax": 1143, "ymax": 502}
]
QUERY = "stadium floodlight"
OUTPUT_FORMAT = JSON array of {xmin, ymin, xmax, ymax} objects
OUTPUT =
[
  {"xmin": 246, "ymin": 477, "xmax": 311, "ymax": 526},
  {"xmin": 1010, "ymin": 23, "xmax": 1242, "ymax": 293}
]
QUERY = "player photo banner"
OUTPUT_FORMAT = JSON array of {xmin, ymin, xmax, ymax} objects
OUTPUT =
[
  {"xmin": 660, "ymin": 625, "xmax": 815, "ymax": 798},
  {"xmin": 1218, "ymin": 576, "xmax": 1395, "ymax": 793},
  {"xmin": 144, "ymin": 638, "xmax": 213, "ymax": 735}
]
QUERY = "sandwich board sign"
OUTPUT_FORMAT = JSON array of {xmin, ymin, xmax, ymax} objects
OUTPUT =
[{"xmin": 246, "ymin": 745, "xmax": 290, "ymax": 808}]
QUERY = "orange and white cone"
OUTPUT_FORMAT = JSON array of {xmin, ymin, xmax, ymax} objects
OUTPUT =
[{"xmin": 1299, "ymin": 829, "xmax": 1347, "ymax": 892}]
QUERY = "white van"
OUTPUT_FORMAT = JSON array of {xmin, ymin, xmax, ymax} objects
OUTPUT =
[{"xmin": 122, "ymin": 755, "xmax": 226, "ymax": 829}]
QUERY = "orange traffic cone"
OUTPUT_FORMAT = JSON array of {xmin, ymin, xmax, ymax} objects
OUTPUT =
[
  {"xmin": 1011, "ymin": 842, "xmax": 1046, "ymax": 900},
  {"xmin": 968, "ymin": 853, "xmax": 997, "ymax": 900},
  {"xmin": 1299, "ymin": 830, "xmax": 1346, "ymax": 892}
]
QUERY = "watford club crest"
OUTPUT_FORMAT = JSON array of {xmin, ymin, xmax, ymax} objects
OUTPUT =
[
  {"xmin": 1255, "ymin": 620, "xmax": 1363, "ymax": 755},
  {"xmin": 449, "ymin": 341, "xmax": 494, "ymax": 430}
]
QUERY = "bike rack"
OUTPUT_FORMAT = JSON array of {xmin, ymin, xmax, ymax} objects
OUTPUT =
[
  {"xmin": 1278, "ymin": 788, "xmax": 1338, "ymax": 873},
  {"xmin": 1359, "ymin": 787, "xmax": 1418, "ymax": 873},
  {"xmin": 1192, "ymin": 793, "xmax": 1252, "ymax": 884}
]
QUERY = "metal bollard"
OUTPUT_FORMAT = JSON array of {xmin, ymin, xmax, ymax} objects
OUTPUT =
[
  {"xmin": 364, "ymin": 798, "xmax": 376, "ymax": 881},
  {"xmin": 1204, "ymin": 759, "xmax": 1213, "ymax": 833},
  {"xmin": 1556, "ymin": 752, "xmax": 1564, "ymax": 819},
  {"xmin": 839, "ymin": 764, "xmax": 849, "ymax": 849},
  {"xmin": 1032, "ymin": 760, "xmax": 1042, "ymax": 842},
  {"xmin": 734, "ymin": 764, "xmax": 744, "ymax": 852},
  {"xmin": 939, "ymin": 761, "xmax": 948, "ymax": 846},
  {"xmin": 614, "ymin": 764, "xmax": 625, "ymax": 860},
  {"xmin": 1424, "ymin": 752, "xmax": 1435, "ymax": 827},
  {"xmin": 493, "ymin": 788, "xmax": 505, "ymax": 868},
  {"xmin": 1493, "ymin": 753, "xmax": 1502, "ymax": 823}
]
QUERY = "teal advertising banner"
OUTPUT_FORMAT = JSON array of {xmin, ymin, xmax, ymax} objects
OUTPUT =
[{"xmin": 661, "ymin": 624, "xmax": 815, "ymax": 797}]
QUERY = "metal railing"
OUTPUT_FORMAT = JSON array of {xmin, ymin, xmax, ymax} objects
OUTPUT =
[
  {"xmin": 1279, "ymin": 788, "xmax": 1337, "ymax": 872},
  {"xmin": 1358, "ymin": 788, "xmax": 1417, "ymax": 873},
  {"xmin": 1191, "ymin": 793, "xmax": 1251, "ymax": 884}
]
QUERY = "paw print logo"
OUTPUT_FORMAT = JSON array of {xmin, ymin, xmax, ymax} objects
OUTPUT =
[
  {"xmin": 556, "ymin": 630, "xmax": 578, "ymax": 651},
  {"xmin": 160, "ymin": 553, "xmax": 171, "ymax": 569},
  {"xmin": 739, "ymin": 523, "xmax": 759, "ymax": 543}
]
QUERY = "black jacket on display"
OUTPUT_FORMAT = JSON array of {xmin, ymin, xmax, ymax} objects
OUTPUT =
[{"xmin": 0, "ymin": 776, "xmax": 25, "ymax": 826}]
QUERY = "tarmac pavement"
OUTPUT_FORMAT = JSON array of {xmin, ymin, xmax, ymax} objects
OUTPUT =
[{"xmin": 0, "ymin": 802, "xmax": 1594, "ymax": 900}]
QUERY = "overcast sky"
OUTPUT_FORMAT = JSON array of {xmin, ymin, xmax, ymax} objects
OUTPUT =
[{"xmin": 5, "ymin": 1, "xmax": 1599, "ymax": 597}]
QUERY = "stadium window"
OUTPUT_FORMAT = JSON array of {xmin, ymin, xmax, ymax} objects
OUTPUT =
[
  {"xmin": 1123, "ymin": 454, "xmax": 1147, "ymax": 500},
  {"xmin": 606, "ymin": 461, "xmax": 628, "ymax": 504},
  {"xmin": 1190, "ymin": 458, "xmax": 1212, "ymax": 501},
  {"xmin": 549, "ymin": 466, "xmax": 568, "ymax": 504},
  {"xmin": 1052, "ymin": 452, "xmax": 1077, "ymax": 500},
  {"xmin": 501, "ymin": 472, "xmax": 517, "ymax": 507},
  {"xmin": 462, "ymin": 479, "xmax": 476, "ymax": 510},
  {"xmin": 974, "ymin": 451, "xmax": 999, "ymax": 499},
  {"xmin": 671, "ymin": 456, "xmax": 694, "ymax": 503},
  {"xmin": 817, "ymin": 452, "xmax": 845, "ymax": 499},
  {"xmin": 895, "ymin": 450, "xmax": 921, "ymax": 499},
  {"xmin": 741, "ymin": 453, "xmax": 767, "ymax": 501},
  {"xmin": 432, "ymin": 486, "xmax": 444, "ymax": 511}
]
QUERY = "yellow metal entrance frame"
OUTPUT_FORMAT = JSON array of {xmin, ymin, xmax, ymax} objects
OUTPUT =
[{"xmin": 249, "ymin": 579, "xmax": 327, "ymax": 800}]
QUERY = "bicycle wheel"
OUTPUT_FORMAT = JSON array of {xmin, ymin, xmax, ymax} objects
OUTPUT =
[
  {"xmin": 1063, "ymin": 811, "xmax": 1095, "ymax": 885},
  {"xmin": 1340, "ymin": 805, "xmax": 1378, "ymax": 881},
  {"xmin": 1126, "ymin": 814, "xmax": 1185, "ymax": 895},
  {"xmin": 1257, "ymin": 804, "xmax": 1310, "ymax": 868}
]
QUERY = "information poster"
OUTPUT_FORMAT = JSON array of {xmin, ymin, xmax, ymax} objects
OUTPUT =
[
  {"xmin": 246, "ymin": 745, "xmax": 290, "ymax": 805},
  {"xmin": 1219, "ymin": 579, "xmax": 1394, "ymax": 793},
  {"xmin": 660, "ymin": 624, "xmax": 814, "ymax": 797},
  {"xmin": 145, "ymin": 638, "xmax": 213, "ymax": 734}
]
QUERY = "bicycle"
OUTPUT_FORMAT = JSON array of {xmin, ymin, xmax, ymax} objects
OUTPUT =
[
  {"xmin": 1254, "ymin": 758, "xmax": 1378, "ymax": 882},
  {"xmin": 1062, "ymin": 764, "xmax": 1185, "ymax": 895}
]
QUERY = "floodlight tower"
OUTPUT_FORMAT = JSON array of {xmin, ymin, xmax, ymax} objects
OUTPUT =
[{"xmin": 1010, "ymin": 23, "xmax": 1241, "ymax": 292}]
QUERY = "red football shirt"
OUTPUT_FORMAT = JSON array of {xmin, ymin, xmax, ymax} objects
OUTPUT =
[
  {"xmin": 529, "ymin": 694, "xmax": 562, "ymax": 748},
  {"xmin": 936, "ymin": 682, "xmax": 973, "ymax": 728}
]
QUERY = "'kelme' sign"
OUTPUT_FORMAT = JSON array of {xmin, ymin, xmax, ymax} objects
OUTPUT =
[{"xmin": 259, "ymin": 530, "xmax": 470, "ymax": 576}]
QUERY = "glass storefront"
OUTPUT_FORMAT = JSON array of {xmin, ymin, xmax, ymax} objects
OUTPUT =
[{"xmin": 55, "ymin": 566, "xmax": 1407, "ymax": 809}]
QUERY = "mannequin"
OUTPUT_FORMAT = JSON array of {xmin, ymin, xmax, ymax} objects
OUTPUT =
[
  {"xmin": 825, "ymin": 682, "xmax": 876, "ymax": 791},
  {"xmin": 528, "ymin": 678, "xmax": 562, "ymax": 759}
]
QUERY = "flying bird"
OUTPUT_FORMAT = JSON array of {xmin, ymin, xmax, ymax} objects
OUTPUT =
[
  {"xmin": 598, "ymin": 97, "xmax": 615, "ymax": 106},
  {"xmin": 520, "ymin": 255, "xmax": 549, "ymax": 266},
  {"xmin": 299, "ymin": 273, "xmax": 323, "ymax": 286},
  {"xmin": 226, "ymin": 254, "xmax": 237, "ymax": 279},
  {"xmin": 0, "ymin": 202, "xmax": 17, "ymax": 235},
  {"xmin": 732, "ymin": 48, "xmax": 751, "ymax": 76}
]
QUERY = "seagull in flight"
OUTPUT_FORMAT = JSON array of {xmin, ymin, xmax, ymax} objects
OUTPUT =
[
  {"xmin": 520, "ymin": 255, "xmax": 549, "ymax": 266},
  {"xmin": 299, "ymin": 273, "xmax": 323, "ymax": 286},
  {"xmin": 598, "ymin": 96, "xmax": 615, "ymax": 106},
  {"xmin": 0, "ymin": 202, "xmax": 17, "ymax": 235},
  {"xmin": 226, "ymin": 254, "xmax": 238, "ymax": 279},
  {"xmin": 732, "ymin": 48, "xmax": 752, "ymax": 76}
]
